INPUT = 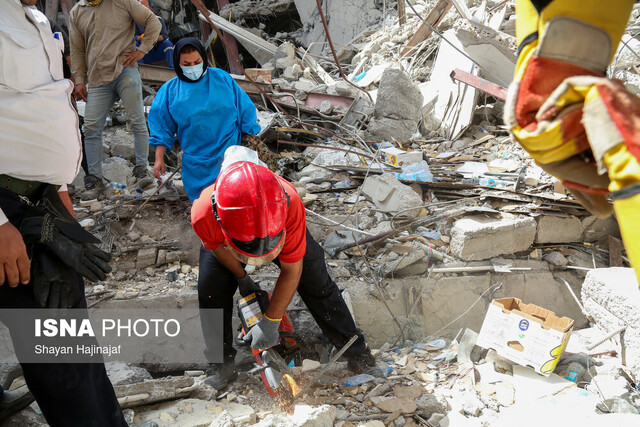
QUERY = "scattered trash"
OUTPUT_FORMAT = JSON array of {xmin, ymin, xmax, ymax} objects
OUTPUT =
[
  {"xmin": 345, "ymin": 373, "xmax": 376, "ymax": 387},
  {"xmin": 394, "ymin": 160, "xmax": 434, "ymax": 182}
]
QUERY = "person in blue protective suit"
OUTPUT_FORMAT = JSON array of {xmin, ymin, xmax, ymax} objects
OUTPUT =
[{"xmin": 148, "ymin": 37, "xmax": 264, "ymax": 201}]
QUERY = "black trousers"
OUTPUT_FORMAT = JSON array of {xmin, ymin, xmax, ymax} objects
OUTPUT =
[
  {"xmin": 0, "ymin": 189, "xmax": 126, "ymax": 427},
  {"xmin": 198, "ymin": 229, "xmax": 366, "ymax": 362}
]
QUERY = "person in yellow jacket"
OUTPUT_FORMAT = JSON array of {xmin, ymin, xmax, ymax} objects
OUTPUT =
[{"xmin": 505, "ymin": 0, "xmax": 640, "ymax": 280}]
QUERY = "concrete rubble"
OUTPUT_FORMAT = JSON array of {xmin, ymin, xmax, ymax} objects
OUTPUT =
[
  {"xmin": 449, "ymin": 215, "xmax": 537, "ymax": 261},
  {"xmin": 366, "ymin": 68, "xmax": 424, "ymax": 142},
  {"xmin": 361, "ymin": 173, "xmax": 424, "ymax": 217},
  {"xmin": 20, "ymin": 0, "xmax": 640, "ymax": 425}
]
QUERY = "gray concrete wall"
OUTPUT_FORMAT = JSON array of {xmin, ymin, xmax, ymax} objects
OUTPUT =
[{"xmin": 344, "ymin": 267, "xmax": 588, "ymax": 346}]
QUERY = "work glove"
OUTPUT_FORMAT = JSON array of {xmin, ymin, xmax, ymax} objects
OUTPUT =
[
  {"xmin": 237, "ymin": 273, "xmax": 260, "ymax": 297},
  {"xmin": 504, "ymin": 0, "xmax": 636, "ymax": 218},
  {"xmin": 243, "ymin": 315, "xmax": 280, "ymax": 350},
  {"xmin": 21, "ymin": 212, "xmax": 112, "ymax": 282},
  {"xmin": 30, "ymin": 246, "xmax": 78, "ymax": 308}
]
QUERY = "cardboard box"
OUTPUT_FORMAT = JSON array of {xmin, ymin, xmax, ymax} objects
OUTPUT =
[
  {"xmin": 476, "ymin": 297, "xmax": 574, "ymax": 376},
  {"xmin": 380, "ymin": 147, "xmax": 423, "ymax": 167}
]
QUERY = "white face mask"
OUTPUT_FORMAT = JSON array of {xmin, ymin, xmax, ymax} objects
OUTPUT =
[{"xmin": 181, "ymin": 63, "xmax": 204, "ymax": 81}]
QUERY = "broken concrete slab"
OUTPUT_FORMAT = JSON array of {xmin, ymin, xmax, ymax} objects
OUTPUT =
[
  {"xmin": 581, "ymin": 268, "xmax": 640, "ymax": 380},
  {"xmin": 536, "ymin": 215, "xmax": 583, "ymax": 244},
  {"xmin": 291, "ymin": 404, "xmax": 336, "ymax": 427},
  {"xmin": 137, "ymin": 248, "xmax": 158, "ymax": 269},
  {"xmin": 450, "ymin": 215, "xmax": 537, "ymax": 261},
  {"xmin": 115, "ymin": 376, "xmax": 196, "ymax": 408},
  {"xmin": 543, "ymin": 251, "xmax": 569, "ymax": 267},
  {"xmin": 582, "ymin": 215, "xmax": 621, "ymax": 242},
  {"xmin": 106, "ymin": 362, "xmax": 152, "ymax": 386},
  {"xmin": 367, "ymin": 68, "xmax": 424, "ymax": 142},
  {"xmin": 107, "ymin": 128, "xmax": 136, "ymax": 162},
  {"xmin": 383, "ymin": 241, "xmax": 431, "ymax": 277},
  {"xmin": 375, "ymin": 397, "xmax": 417, "ymax": 414},
  {"xmin": 361, "ymin": 173, "xmax": 424, "ymax": 217},
  {"xmin": 367, "ymin": 117, "xmax": 422, "ymax": 143},
  {"xmin": 302, "ymin": 359, "xmax": 321, "ymax": 372},
  {"xmin": 421, "ymin": 29, "xmax": 478, "ymax": 139},
  {"xmin": 135, "ymin": 398, "xmax": 255, "ymax": 427},
  {"xmin": 103, "ymin": 156, "xmax": 134, "ymax": 185},
  {"xmin": 455, "ymin": 27, "xmax": 515, "ymax": 87},
  {"xmin": 294, "ymin": 0, "xmax": 382, "ymax": 55},
  {"xmin": 3, "ymin": 403, "xmax": 47, "ymax": 426},
  {"xmin": 393, "ymin": 384, "xmax": 423, "ymax": 400},
  {"xmin": 415, "ymin": 393, "xmax": 449, "ymax": 418},
  {"xmin": 0, "ymin": 356, "xmax": 22, "ymax": 390}
]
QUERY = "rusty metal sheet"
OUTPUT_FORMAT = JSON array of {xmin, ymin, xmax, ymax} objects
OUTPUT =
[{"xmin": 450, "ymin": 68, "xmax": 508, "ymax": 101}]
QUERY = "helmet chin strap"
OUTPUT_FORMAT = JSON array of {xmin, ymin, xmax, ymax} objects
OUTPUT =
[{"xmin": 226, "ymin": 236, "xmax": 285, "ymax": 266}]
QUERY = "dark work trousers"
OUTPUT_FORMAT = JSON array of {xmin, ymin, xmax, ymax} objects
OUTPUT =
[
  {"xmin": 79, "ymin": 115, "xmax": 89, "ymax": 176},
  {"xmin": 0, "ymin": 189, "xmax": 126, "ymax": 427},
  {"xmin": 197, "ymin": 229, "xmax": 367, "ymax": 363}
]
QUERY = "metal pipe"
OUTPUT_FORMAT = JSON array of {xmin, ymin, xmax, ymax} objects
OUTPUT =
[{"xmin": 314, "ymin": 0, "xmax": 373, "ymax": 102}]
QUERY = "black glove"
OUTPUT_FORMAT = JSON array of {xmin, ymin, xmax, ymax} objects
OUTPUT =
[
  {"xmin": 237, "ymin": 273, "xmax": 260, "ymax": 297},
  {"xmin": 30, "ymin": 246, "xmax": 78, "ymax": 308},
  {"xmin": 21, "ymin": 212, "xmax": 112, "ymax": 282}
]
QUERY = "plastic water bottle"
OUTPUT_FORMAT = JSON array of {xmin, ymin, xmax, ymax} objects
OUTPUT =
[
  {"xmin": 478, "ymin": 177, "xmax": 497, "ymax": 187},
  {"xmin": 462, "ymin": 177, "xmax": 512, "ymax": 188},
  {"xmin": 345, "ymin": 373, "xmax": 375, "ymax": 387},
  {"xmin": 378, "ymin": 365, "xmax": 393, "ymax": 377},
  {"xmin": 397, "ymin": 161, "xmax": 434, "ymax": 182},
  {"xmin": 109, "ymin": 182, "xmax": 126, "ymax": 195}
]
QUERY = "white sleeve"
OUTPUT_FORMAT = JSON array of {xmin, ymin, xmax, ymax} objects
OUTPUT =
[
  {"xmin": 58, "ymin": 184, "xmax": 68, "ymax": 192},
  {"xmin": 0, "ymin": 208, "xmax": 8, "ymax": 226}
]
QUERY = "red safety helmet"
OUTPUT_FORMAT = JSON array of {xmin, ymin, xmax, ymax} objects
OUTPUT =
[{"xmin": 212, "ymin": 161, "xmax": 289, "ymax": 265}]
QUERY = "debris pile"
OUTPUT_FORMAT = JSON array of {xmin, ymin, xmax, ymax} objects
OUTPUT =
[{"xmin": 18, "ymin": 0, "xmax": 640, "ymax": 425}]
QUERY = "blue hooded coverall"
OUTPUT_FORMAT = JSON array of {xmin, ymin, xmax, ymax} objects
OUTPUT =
[{"xmin": 148, "ymin": 38, "xmax": 261, "ymax": 201}]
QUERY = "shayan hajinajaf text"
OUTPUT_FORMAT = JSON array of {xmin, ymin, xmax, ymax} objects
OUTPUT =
[{"xmin": 34, "ymin": 344, "xmax": 122, "ymax": 357}]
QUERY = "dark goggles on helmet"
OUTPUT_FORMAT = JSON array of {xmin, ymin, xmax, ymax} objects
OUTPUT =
[{"xmin": 230, "ymin": 230, "xmax": 285, "ymax": 257}]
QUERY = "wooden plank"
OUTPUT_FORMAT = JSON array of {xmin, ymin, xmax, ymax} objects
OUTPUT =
[
  {"xmin": 398, "ymin": 0, "xmax": 406, "ymax": 25},
  {"xmin": 609, "ymin": 236, "xmax": 624, "ymax": 267},
  {"xmin": 401, "ymin": 0, "xmax": 452, "ymax": 58}
]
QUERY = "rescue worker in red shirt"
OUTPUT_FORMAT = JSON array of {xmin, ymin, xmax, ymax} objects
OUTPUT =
[
  {"xmin": 506, "ymin": 0, "xmax": 640, "ymax": 280},
  {"xmin": 191, "ymin": 161, "xmax": 376, "ymax": 390}
]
